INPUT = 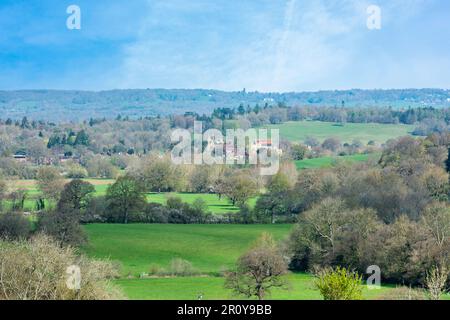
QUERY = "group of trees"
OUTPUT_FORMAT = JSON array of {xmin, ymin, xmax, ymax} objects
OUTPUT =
[
  {"xmin": 286, "ymin": 198, "xmax": 449, "ymax": 285},
  {"xmin": 1, "ymin": 103, "xmax": 449, "ymax": 180},
  {"xmin": 225, "ymin": 228, "xmax": 450, "ymax": 300},
  {"xmin": 87, "ymin": 175, "xmax": 255, "ymax": 225},
  {"xmin": 0, "ymin": 176, "xmax": 123, "ymax": 300},
  {"xmin": 239, "ymin": 133, "xmax": 450, "ymax": 287},
  {"xmin": 127, "ymin": 154, "xmax": 262, "ymax": 206},
  {"xmin": 252, "ymin": 134, "xmax": 450, "ymax": 223},
  {"xmin": 225, "ymin": 231, "xmax": 448, "ymax": 300},
  {"xmin": 47, "ymin": 129, "xmax": 90, "ymax": 148},
  {"xmin": 0, "ymin": 175, "xmax": 96, "ymax": 246}
]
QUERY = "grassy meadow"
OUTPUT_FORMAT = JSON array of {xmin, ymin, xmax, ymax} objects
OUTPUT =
[
  {"xmin": 266, "ymin": 121, "xmax": 414, "ymax": 144},
  {"xmin": 4, "ymin": 179, "xmax": 115, "ymax": 212},
  {"xmin": 83, "ymin": 224, "xmax": 292, "ymax": 276},
  {"xmin": 146, "ymin": 192, "xmax": 257, "ymax": 213},
  {"xmin": 115, "ymin": 273, "xmax": 395, "ymax": 300},
  {"xmin": 295, "ymin": 153, "xmax": 379, "ymax": 170},
  {"xmin": 83, "ymin": 224, "xmax": 399, "ymax": 300},
  {"xmin": 4, "ymin": 179, "xmax": 251, "ymax": 214}
]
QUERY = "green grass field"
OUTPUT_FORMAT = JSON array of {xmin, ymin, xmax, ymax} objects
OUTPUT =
[
  {"xmin": 115, "ymin": 273, "xmax": 394, "ymax": 300},
  {"xmin": 84, "ymin": 224, "xmax": 292, "ymax": 276},
  {"xmin": 295, "ymin": 153, "xmax": 379, "ymax": 170},
  {"xmin": 84, "ymin": 224, "xmax": 399, "ymax": 300},
  {"xmin": 4, "ymin": 179, "xmax": 249, "ymax": 214},
  {"xmin": 147, "ymin": 192, "xmax": 257, "ymax": 213},
  {"xmin": 266, "ymin": 121, "xmax": 414, "ymax": 144},
  {"xmin": 3, "ymin": 179, "xmax": 115, "ymax": 212},
  {"xmin": 5, "ymin": 179, "xmax": 114, "ymax": 197}
]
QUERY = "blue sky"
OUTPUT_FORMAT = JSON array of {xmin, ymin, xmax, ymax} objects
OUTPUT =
[{"xmin": 0, "ymin": 0, "xmax": 449, "ymax": 91}]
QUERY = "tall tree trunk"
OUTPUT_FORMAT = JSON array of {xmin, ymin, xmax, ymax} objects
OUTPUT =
[{"xmin": 256, "ymin": 284, "xmax": 264, "ymax": 300}]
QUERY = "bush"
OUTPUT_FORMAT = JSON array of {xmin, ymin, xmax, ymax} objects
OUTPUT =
[
  {"xmin": 376, "ymin": 287, "xmax": 427, "ymax": 300},
  {"xmin": 86, "ymin": 157, "xmax": 118, "ymax": 179},
  {"xmin": 315, "ymin": 267, "xmax": 363, "ymax": 300},
  {"xmin": 148, "ymin": 263, "xmax": 164, "ymax": 275},
  {"xmin": 148, "ymin": 258, "xmax": 198, "ymax": 277},
  {"xmin": 65, "ymin": 164, "xmax": 88, "ymax": 179},
  {"xmin": 37, "ymin": 210, "xmax": 87, "ymax": 247},
  {"xmin": 167, "ymin": 258, "xmax": 197, "ymax": 276},
  {"xmin": 167, "ymin": 208, "xmax": 191, "ymax": 224},
  {"xmin": 84, "ymin": 196, "xmax": 108, "ymax": 223},
  {"xmin": 0, "ymin": 212, "xmax": 31, "ymax": 240},
  {"xmin": 132, "ymin": 203, "xmax": 169, "ymax": 223},
  {"xmin": 103, "ymin": 200, "xmax": 223, "ymax": 224},
  {"xmin": 425, "ymin": 265, "xmax": 449, "ymax": 300},
  {"xmin": 0, "ymin": 234, "xmax": 123, "ymax": 300}
]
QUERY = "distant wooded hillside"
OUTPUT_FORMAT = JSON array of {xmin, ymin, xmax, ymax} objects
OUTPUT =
[{"xmin": 0, "ymin": 88, "xmax": 449, "ymax": 121}]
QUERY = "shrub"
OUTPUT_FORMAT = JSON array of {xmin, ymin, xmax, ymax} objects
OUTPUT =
[
  {"xmin": 37, "ymin": 210, "xmax": 87, "ymax": 247},
  {"xmin": 65, "ymin": 164, "xmax": 88, "ymax": 179},
  {"xmin": 315, "ymin": 267, "xmax": 363, "ymax": 300},
  {"xmin": 0, "ymin": 212, "xmax": 31, "ymax": 240},
  {"xmin": 148, "ymin": 263, "xmax": 164, "ymax": 275},
  {"xmin": 192, "ymin": 198, "xmax": 208, "ymax": 214},
  {"xmin": 425, "ymin": 265, "xmax": 449, "ymax": 300},
  {"xmin": 133, "ymin": 203, "xmax": 169, "ymax": 223},
  {"xmin": 86, "ymin": 157, "xmax": 118, "ymax": 179},
  {"xmin": 376, "ymin": 287, "xmax": 427, "ymax": 300},
  {"xmin": 148, "ymin": 259, "xmax": 198, "ymax": 277},
  {"xmin": 167, "ymin": 258, "xmax": 197, "ymax": 276},
  {"xmin": 0, "ymin": 234, "xmax": 123, "ymax": 300},
  {"xmin": 84, "ymin": 196, "xmax": 108, "ymax": 223}
]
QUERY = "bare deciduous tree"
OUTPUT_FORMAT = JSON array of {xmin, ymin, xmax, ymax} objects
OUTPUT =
[
  {"xmin": 225, "ymin": 233, "xmax": 288, "ymax": 300},
  {"xmin": 36, "ymin": 166, "xmax": 65, "ymax": 202}
]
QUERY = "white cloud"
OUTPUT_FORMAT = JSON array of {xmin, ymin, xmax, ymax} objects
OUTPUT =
[
  {"xmin": 215, "ymin": 0, "xmax": 365, "ymax": 91},
  {"xmin": 113, "ymin": 0, "xmax": 436, "ymax": 92}
]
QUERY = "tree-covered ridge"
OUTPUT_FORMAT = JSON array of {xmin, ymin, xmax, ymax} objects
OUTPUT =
[{"xmin": 0, "ymin": 88, "xmax": 449, "ymax": 121}]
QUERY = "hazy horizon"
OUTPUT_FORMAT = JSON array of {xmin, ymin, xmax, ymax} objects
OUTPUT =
[{"xmin": 1, "ymin": 87, "xmax": 450, "ymax": 93}]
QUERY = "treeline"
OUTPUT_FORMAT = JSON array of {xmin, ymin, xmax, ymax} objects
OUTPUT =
[
  {"xmin": 213, "ymin": 104, "xmax": 450, "ymax": 126},
  {"xmin": 1, "ymin": 89, "xmax": 449, "ymax": 121}
]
